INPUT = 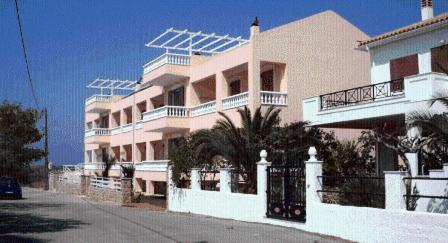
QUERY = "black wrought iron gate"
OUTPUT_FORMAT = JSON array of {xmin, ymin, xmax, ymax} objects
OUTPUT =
[{"xmin": 266, "ymin": 163, "xmax": 306, "ymax": 222}]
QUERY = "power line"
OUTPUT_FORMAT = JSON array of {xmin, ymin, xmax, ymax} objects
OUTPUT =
[{"xmin": 14, "ymin": 0, "xmax": 40, "ymax": 109}]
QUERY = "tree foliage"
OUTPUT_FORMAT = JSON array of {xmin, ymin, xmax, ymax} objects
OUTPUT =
[{"xmin": 0, "ymin": 101, "xmax": 44, "ymax": 181}]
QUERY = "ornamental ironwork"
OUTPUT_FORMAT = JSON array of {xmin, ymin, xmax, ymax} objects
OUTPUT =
[{"xmin": 320, "ymin": 79, "xmax": 404, "ymax": 110}]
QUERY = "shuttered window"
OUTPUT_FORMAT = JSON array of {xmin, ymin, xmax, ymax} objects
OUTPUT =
[
  {"xmin": 390, "ymin": 54, "xmax": 418, "ymax": 92},
  {"xmin": 431, "ymin": 44, "xmax": 448, "ymax": 74},
  {"xmin": 230, "ymin": 80, "xmax": 241, "ymax": 96},
  {"xmin": 261, "ymin": 70, "xmax": 274, "ymax": 91}
]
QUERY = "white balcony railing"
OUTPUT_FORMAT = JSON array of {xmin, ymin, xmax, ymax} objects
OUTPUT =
[
  {"xmin": 260, "ymin": 91, "xmax": 287, "ymax": 106},
  {"xmin": 122, "ymin": 123, "xmax": 133, "ymax": 133},
  {"xmin": 111, "ymin": 126, "xmax": 121, "ymax": 135},
  {"xmin": 222, "ymin": 92, "xmax": 249, "ymax": 110},
  {"xmin": 135, "ymin": 120, "xmax": 143, "ymax": 129},
  {"xmin": 85, "ymin": 94, "xmax": 113, "ymax": 106},
  {"xmin": 142, "ymin": 106, "xmax": 190, "ymax": 121},
  {"xmin": 191, "ymin": 101, "xmax": 216, "ymax": 117},
  {"xmin": 143, "ymin": 53, "xmax": 191, "ymax": 74},
  {"xmin": 85, "ymin": 128, "xmax": 110, "ymax": 137}
]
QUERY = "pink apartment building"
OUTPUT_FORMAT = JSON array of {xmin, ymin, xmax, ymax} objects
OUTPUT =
[{"xmin": 83, "ymin": 10, "xmax": 370, "ymax": 196}]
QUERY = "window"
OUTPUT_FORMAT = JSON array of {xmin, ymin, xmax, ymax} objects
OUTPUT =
[
  {"xmin": 229, "ymin": 80, "xmax": 241, "ymax": 96},
  {"xmin": 431, "ymin": 44, "xmax": 448, "ymax": 74},
  {"xmin": 261, "ymin": 70, "xmax": 274, "ymax": 91},
  {"xmin": 100, "ymin": 115, "xmax": 109, "ymax": 128},
  {"xmin": 390, "ymin": 54, "xmax": 418, "ymax": 92},
  {"xmin": 168, "ymin": 86, "xmax": 185, "ymax": 106}
]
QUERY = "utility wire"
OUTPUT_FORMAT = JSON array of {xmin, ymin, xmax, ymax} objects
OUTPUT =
[{"xmin": 14, "ymin": 0, "xmax": 40, "ymax": 109}]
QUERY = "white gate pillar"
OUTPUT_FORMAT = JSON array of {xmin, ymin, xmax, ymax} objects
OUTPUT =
[
  {"xmin": 220, "ymin": 167, "xmax": 232, "ymax": 193},
  {"xmin": 191, "ymin": 168, "xmax": 201, "ymax": 191},
  {"xmin": 384, "ymin": 171, "xmax": 407, "ymax": 210},
  {"xmin": 305, "ymin": 147, "xmax": 323, "ymax": 206},
  {"xmin": 257, "ymin": 150, "xmax": 271, "ymax": 218},
  {"xmin": 405, "ymin": 153, "xmax": 419, "ymax": 177}
]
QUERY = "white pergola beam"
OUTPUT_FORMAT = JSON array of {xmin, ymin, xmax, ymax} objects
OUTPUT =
[
  {"xmin": 197, "ymin": 34, "xmax": 229, "ymax": 51},
  {"xmin": 209, "ymin": 36, "xmax": 241, "ymax": 52}
]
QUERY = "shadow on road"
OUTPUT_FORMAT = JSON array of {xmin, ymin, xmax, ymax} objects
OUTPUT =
[
  {"xmin": 0, "ymin": 202, "xmax": 65, "ymax": 211},
  {"xmin": 0, "ymin": 234, "xmax": 49, "ymax": 243},
  {"xmin": 0, "ymin": 201, "xmax": 87, "ymax": 241}
]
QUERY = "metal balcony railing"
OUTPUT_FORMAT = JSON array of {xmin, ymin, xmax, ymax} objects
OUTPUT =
[{"xmin": 319, "ymin": 79, "xmax": 404, "ymax": 110}]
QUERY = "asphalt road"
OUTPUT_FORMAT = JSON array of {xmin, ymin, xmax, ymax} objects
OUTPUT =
[{"xmin": 0, "ymin": 188, "xmax": 346, "ymax": 243}]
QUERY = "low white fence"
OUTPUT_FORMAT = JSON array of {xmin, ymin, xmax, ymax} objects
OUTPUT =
[
  {"xmin": 143, "ymin": 53, "xmax": 190, "ymax": 74},
  {"xmin": 168, "ymin": 148, "xmax": 448, "ymax": 243},
  {"xmin": 90, "ymin": 177, "xmax": 121, "ymax": 191},
  {"xmin": 142, "ymin": 106, "xmax": 190, "ymax": 121},
  {"xmin": 191, "ymin": 101, "xmax": 216, "ymax": 117},
  {"xmin": 260, "ymin": 91, "xmax": 287, "ymax": 106},
  {"xmin": 222, "ymin": 92, "xmax": 249, "ymax": 110},
  {"xmin": 85, "ymin": 94, "xmax": 113, "ymax": 105}
]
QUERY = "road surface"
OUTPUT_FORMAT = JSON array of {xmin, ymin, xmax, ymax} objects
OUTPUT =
[{"xmin": 0, "ymin": 188, "xmax": 346, "ymax": 243}]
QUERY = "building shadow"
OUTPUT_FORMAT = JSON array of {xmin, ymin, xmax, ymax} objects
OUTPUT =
[{"xmin": 0, "ymin": 202, "xmax": 65, "ymax": 211}]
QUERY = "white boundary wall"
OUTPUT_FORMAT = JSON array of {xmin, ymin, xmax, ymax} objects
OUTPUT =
[{"xmin": 168, "ymin": 149, "xmax": 448, "ymax": 243}]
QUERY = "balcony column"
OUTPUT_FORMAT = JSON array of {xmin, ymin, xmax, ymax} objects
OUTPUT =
[
  {"xmin": 248, "ymin": 58, "xmax": 261, "ymax": 111},
  {"xmin": 216, "ymin": 72, "xmax": 226, "ymax": 111},
  {"xmin": 147, "ymin": 141, "xmax": 155, "ymax": 161}
]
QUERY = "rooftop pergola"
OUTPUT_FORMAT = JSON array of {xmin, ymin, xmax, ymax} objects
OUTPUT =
[
  {"xmin": 87, "ymin": 78, "xmax": 137, "ymax": 95},
  {"xmin": 145, "ymin": 28, "xmax": 249, "ymax": 55}
]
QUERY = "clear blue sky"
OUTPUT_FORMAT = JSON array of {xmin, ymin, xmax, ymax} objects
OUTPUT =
[{"xmin": 1, "ymin": 0, "xmax": 447, "ymax": 165}]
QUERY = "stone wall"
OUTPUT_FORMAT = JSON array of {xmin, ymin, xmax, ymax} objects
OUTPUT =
[
  {"xmin": 87, "ymin": 186, "xmax": 122, "ymax": 204},
  {"xmin": 49, "ymin": 173, "xmax": 132, "ymax": 205}
]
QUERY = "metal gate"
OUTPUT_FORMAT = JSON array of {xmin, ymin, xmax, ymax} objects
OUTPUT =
[{"xmin": 266, "ymin": 163, "xmax": 306, "ymax": 222}]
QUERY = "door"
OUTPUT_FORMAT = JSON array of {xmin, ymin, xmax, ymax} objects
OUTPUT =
[{"xmin": 168, "ymin": 87, "xmax": 185, "ymax": 106}]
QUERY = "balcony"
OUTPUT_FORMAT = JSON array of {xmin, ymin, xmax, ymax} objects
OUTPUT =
[
  {"xmin": 85, "ymin": 95, "xmax": 119, "ymax": 113},
  {"xmin": 84, "ymin": 128, "xmax": 110, "ymax": 144},
  {"xmin": 191, "ymin": 101, "xmax": 216, "ymax": 117},
  {"xmin": 302, "ymin": 72, "xmax": 448, "ymax": 128},
  {"xmin": 135, "ymin": 160, "xmax": 170, "ymax": 172},
  {"xmin": 260, "ymin": 91, "xmax": 287, "ymax": 106},
  {"xmin": 143, "ymin": 53, "xmax": 190, "ymax": 86},
  {"xmin": 222, "ymin": 92, "xmax": 249, "ymax": 110},
  {"xmin": 142, "ymin": 106, "xmax": 190, "ymax": 132},
  {"xmin": 84, "ymin": 162, "xmax": 105, "ymax": 170}
]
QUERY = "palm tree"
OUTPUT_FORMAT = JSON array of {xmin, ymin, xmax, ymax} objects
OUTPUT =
[
  {"xmin": 407, "ymin": 92, "xmax": 448, "ymax": 169},
  {"xmin": 193, "ymin": 106, "xmax": 281, "ymax": 192}
]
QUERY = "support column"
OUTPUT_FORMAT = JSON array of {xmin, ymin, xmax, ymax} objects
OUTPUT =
[
  {"xmin": 191, "ymin": 168, "xmax": 201, "ymax": 191},
  {"xmin": 216, "ymin": 72, "xmax": 226, "ymax": 111},
  {"xmin": 257, "ymin": 150, "xmax": 271, "ymax": 218},
  {"xmin": 305, "ymin": 147, "xmax": 323, "ymax": 207},
  {"xmin": 384, "ymin": 171, "xmax": 407, "ymax": 210},
  {"xmin": 121, "ymin": 178, "xmax": 133, "ymax": 205},
  {"xmin": 219, "ymin": 167, "xmax": 232, "ymax": 193}
]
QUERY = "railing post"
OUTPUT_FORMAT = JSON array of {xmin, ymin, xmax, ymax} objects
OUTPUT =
[
  {"xmin": 191, "ymin": 168, "xmax": 201, "ymax": 191},
  {"xmin": 219, "ymin": 167, "xmax": 232, "ymax": 193},
  {"xmin": 384, "ymin": 171, "xmax": 407, "ymax": 210},
  {"xmin": 305, "ymin": 147, "xmax": 323, "ymax": 207},
  {"xmin": 257, "ymin": 150, "xmax": 271, "ymax": 218}
]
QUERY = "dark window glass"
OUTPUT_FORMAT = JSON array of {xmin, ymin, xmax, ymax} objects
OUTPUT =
[
  {"xmin": 168, "ymin": 87, "xmax": 185, "ymax": 106},
  {"xmin": 431, "ymin": 44, "xmax": 448, "ymax": 74},
  {"xmin": 229, "ymin": 80, "xmax": 241, "ymax": 96},
  {"xmin": 390, "ymin": 54, "xmax": 418, "ymax": 92},
  {"xmin": 261, "ymin": 70, "xmax": 274, "ymax": 91}
]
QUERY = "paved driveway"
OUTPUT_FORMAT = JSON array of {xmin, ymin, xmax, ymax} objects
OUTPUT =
[{"xmin": 0, "ymin": 188, "xmax": 346, "ymax": 243}]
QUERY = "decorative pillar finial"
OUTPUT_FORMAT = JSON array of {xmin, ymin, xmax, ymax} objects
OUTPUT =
[
  {"xmin": 308, "ymin": 147, "xmax": 317, "ymax": 162},
  {"xmin": 251, "ymin": 16, "xmax": 259, "ymax": 27}
]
